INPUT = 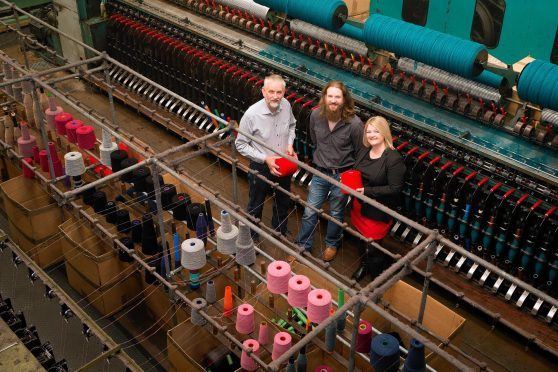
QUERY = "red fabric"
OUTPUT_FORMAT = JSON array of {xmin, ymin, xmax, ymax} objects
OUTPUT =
[{"xmin": 351, "ymin": 199, "xmax": 392, "ymax": 240}]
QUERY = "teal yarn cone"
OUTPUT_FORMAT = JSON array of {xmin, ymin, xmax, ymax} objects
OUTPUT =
[
  {"xmin": 286, "ymin": 356, "xmax": 296, "ymax": 372},
  {"xmin": 296, "ymin": 348, "xmax": 307, "ymax": 372},
  {"xmin": 325, "ymin": 319, "xmax": 336, "ymax": 353},
  {"xmin": 403, "ymin": 338, "xmax": 425, "ymax": 372},
  {"xmin": 370, "ymin": 333, "xmax": 400, "ymax": 372}
]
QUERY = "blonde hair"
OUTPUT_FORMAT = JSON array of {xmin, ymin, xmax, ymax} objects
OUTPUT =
[
  {"xmin": 363, "ymin": 116, "xmax": 395, "ymax": 150},
  {"xmin": 263, "ymin": 74, "xmax": 286, "ymax": 89}
]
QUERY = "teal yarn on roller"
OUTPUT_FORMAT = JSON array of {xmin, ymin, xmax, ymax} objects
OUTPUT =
[
  {"xmin": 254, "ymin": 0, "xmax": 348, "ymax": 30},
  {"xmin": 338, "ymin": 23, "xmax": 362, "ymax": 40},
  {"xmin": 473, "ymin": 70, "xmax": 507, "ymax": 90},
  {"xmin": 363, "ymin": 14, "xmax": 486, "ymax": 78},
  {"xmin": 518, "ymin": 59, "xmax": 558, "ymax": 112}
]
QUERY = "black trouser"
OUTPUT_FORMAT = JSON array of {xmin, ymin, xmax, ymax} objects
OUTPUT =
[
  {"xmin": 358, "ymin": 239, "xmax": 391, "ymax": 278},
  {"xmin": 247, "ymin": 161, "xmax": 292, "ymax": 236}
]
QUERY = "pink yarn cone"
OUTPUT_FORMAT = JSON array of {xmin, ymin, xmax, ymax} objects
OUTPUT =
[
  {"xmin": 47, "ymin": 142, "xmax": 60, "ymax": 163},
  {"xmin": 288, "ymin": 274, "xmax": 311, "ymax": 308},
  {"xmin": 235, "ymin": 303, "xmax": 255, "ymax": 335},
  {"xmin": 76, "ymin": 125, "xmax": 96, "ymax": 149},
  {"xmin": 355, "ymin": 319, "xmax": 373, "ymax": 353},
  {"xmin": 258, "ymin": 321, "xmax": 269, "ymax": 345},
  {"xmin": 307, "ymin": 289, "xmax": 332, "ymax": 324},
  {"xmin": 272, "ymin": 332, "xmax": 292, "ymax": 361},
  {"xmin": 65, "ymin": 119, "xmax": 83, "ymax": 143},
  {"xmin": 267, "ymin": 260, "xmax": 291, "ymax": 294},
  {"xmin": 54, "ymin": 112, "xmax": 72, "ymax": 136},
  {"xmin": 240, "ymin": 339, "xmax": 260, "ymax": 371},
  {"xmin": 17, "ymin": 122, "xmax": 36, "ymax": 157},
  {"xmin": 44, "ymin": 96, "xmax": 62, "ymax": 130},
  {"xmin": 21, "ymin": 158, "xmax": 34, "ymax": 178},
  {"xmin": 32, "ymin": 145, "xmax": 40, "ymax": 165},
  {"xmin": 39, "ymin": 150, "xmax": 49, "ymax": 172},
  {"xmin": 314, "ymin": 365, "xmax": 333, "ymax": 372}
]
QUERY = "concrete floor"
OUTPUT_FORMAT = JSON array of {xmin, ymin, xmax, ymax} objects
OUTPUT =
[{"xmin": 1, "ymin": 25, "xmax": 558, "ymax": 372}]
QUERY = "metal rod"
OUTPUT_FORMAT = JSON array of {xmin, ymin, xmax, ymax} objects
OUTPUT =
[
  {"xmin": 103, "ymin": 56, "xmax": 118, "ymax": 128},
  {"xmin": 347, "ymin": 302, "xmax": 363, "ymax": 372},
  {"xmin": 418, "ymin": 249, "xmax": 435, "ymax": 325},
  {"xmin": 230, "ymin": 134, "xmax": 239, "ymax": 205},
  {"xmin": 150, "ymin": 163, "xmax": 172, "ymax": 274},
  {"xmin": 10, "ymin": 4, "xmax": 30, "ymax": 70}
]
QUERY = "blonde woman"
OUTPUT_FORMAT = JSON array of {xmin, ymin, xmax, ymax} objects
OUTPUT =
[{"xmin": 351, "ymin": 116, "xmax": 406, "ymax": 281}]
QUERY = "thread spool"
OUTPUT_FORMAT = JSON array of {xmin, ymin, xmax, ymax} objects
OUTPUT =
[
  {"xmin": 240, "ymin": 339, "xmax": 260, "ymax": 371},
  {"xmin": 39, "ymin": 150, "xmax": 49, "ymax": 172},
  {"xmin": 12, "ymin": 82, "xmax": 22, "ymax": 102},
  {"xmin": 116, "ymin": 209, "xmax": 131, "ymax": 232},
  {"xmin": 76, "ymin": 125, "xmax": 96, "ymax": 150},
  {"xmin": 99, "ymin": 142, "xmax": 118, "ymax": 167},
  {"xmin": 217, "ymin": 210, "xmax": 239, "ymax": 254},
  {"xmin": 104, "ymin": 202, "xmax": 118, "ymax": 223},
  {"xmin": 21, "ymin": 158, "xmax": 34, "ymax": 179},
  {"xmin": 258, "ymin": 321, "xmax": 269, "ymax": 345},
  {"xmin": 54, "ymin": 112, "xmax": 73, "ymax": 136},
  {"xmin": 325, "ymin": 309, "xmax": 337, "ymax": 353},
  {"xmin": 131, "ymin": 219, "xmax": 142, "ymax": 243},
  {"xmin": 65, "ymin": 120, "xmax": 83, "ymax": 143},
  {"xmin": 141, "ymin": 213, "xmax": 159, "ymax": 255},
  {"xmin": 161, "ymin": 184, "xmax": 177, "ymax": 210},
  {"xmin": 118, "ymin": 237, "xmax": 134, "ymax": 262},
  {"xmin": 144, "ymin": 257, "xmax": 161, "ymax": 285},
  {"xmin": 109, "ymin": 149, "xmax": 128, "ymax": 171},
  {"xmin": 120, "ymin": 158, "xmax": 139, "ymax": 183},
  {"xmin": 92, "ymin": 191, "xmax": 107, "ymax": 213},
  {"xmin": 307, "ymin": 289, "xmax": 332, "ymax": 324},
  {"xmin": 235, "ymin": 303, "xmax": 255, "ymax": 334},
  {"xmin": 132, "ymin": 166, "xmax": 151, "ymax": 192},
  {"xmin": 236, "ymin": 221, "xmax": 256, "ymax": 266},
  {"xmin": 81, "ymin": 186, "xmax": 96, "ymax": 206},
  {"xmin": 286, "ymin": 357, "xmax": 296, "ymax": 372},
  {"xmin": 170, "ymin": 193, "xmax": 190, "ymax": 220},
  {"xmin": 205, "ymin": 280, "xmax": 216, "ymax": 304},
  {"xmin": 45, "ymin": 142, "xmax": 63, "ymax": 177},
  {"xmin": 11, "ymin": 113, "xmax": 20, "ymax": 140},
  {"xmin": 195, "ymin": 212, "xmax": 208, "ymax": 244},
  {"xmin": 355, "ymin": 319, "xmax": 373, "ymax": 353},
  {"xmin": 32, "ymin": 145, "xmax": 40, "ymax": 165},
  {"xmin": 45, "ymin": 93, "xmax": 63, "ymax": 130},
  {"xmin": 180, "ymin": 238, "xmax": 206, "ymax": 270},
  {"xmin": 403, "ymin": 338, "xmax": 425, "ymax": 372},
  {"xmin": 22, "ymin": 91, "xmax": 34, "ymax": 127},
  {"xmin": 267, "ymin": 260, "xmax": 291, "ymax": 294},
  {"xmin": 204, "ymin": 199, "xmax": 215, "ymax": 236},
  {"xmin": 288, "ymin": 275, "xmax": 311, "ymax": 308},
  {"xmin": 224, "ymin": 285, "xmax": 233, "ymax": 317},
  {"xmin": 370, "ymin": 333, "xmax": 400, "ymax": 372},
  {"xmin": 144, "ymin": 174, "xmax": 164, "ymax": 200},
  {"xmin": 4, "ymin": 114, "xmax": 13, "ymax": 146},
  {"xmin": 297, "ymin": 349, "xmax": 308, "ymax": 372},
  {"xmin": 33, "ymin": 91, "xmax": 42, "ymax": 128},
  {"xmin": 64, "ymin": 152, "xmax": 85, "ymax": 176},
  {"xmin": 17, "ymin": 122, "xmax": 36, "ymax": 157},
  {"xmin": 191, "ymin": 298, "xmax": 207, "ymax": 326},
  {"xmin": 314, "ymin": 366, "xmax": 333, "ymax": 372},
  {"xmin": 272, "ymin": 332, "xmax": 292, "ymax": 361}
]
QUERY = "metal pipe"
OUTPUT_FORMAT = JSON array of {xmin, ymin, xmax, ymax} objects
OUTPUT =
[
  {"xmin": 63, "ymin": 159, "xmax": 150, "ymax": 198},
  {"xmin": 103, "ymin": 58, "xmax": 119, "ymax": 129},
  {"xmin": 347, "ymin": 302, "xmax": 363, "ymax": 372},
  {"xmin": 230, "ymin": 137, "xmax": 239, "ymax": 205},
  {"xmin": 150, "ymin": 163, "xmax": 171, "ymax": 274},
  {"xmin": 418, "ymin": 249, "xmax": 435, "ymax": 325},
  {"xmin": 10, "ymin": 4, "xmax": 29, "ymax": 70},
  {"xmin": 155, "ymin": 126, "xmax": 230, "ymax": 160},
  {"xmin": 46, "ymin": 65, "xmax": 107, "ymax": 85}
]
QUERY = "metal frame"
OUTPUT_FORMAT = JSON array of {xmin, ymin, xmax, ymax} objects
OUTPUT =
[{"xmin": 0, "ymin": 1, "xmax": 554, "ymax": 370}]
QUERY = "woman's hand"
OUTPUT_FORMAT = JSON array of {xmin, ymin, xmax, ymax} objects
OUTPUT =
[{"xmin": 356, "ymin": 187, "xmax": 364, "ymax": 194}]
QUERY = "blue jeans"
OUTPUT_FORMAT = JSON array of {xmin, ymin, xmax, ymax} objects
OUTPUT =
[{"xmin": 296, "ymin": 174, "xmax": 348, "ymax": 250}]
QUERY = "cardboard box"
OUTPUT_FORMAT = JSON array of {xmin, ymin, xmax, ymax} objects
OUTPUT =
[
  {"xmin": 59, "ymin": 218, "xmax": 135, "ymax": 286},
  {"xmin": 1, "ymin": 175, "xmax": 67, "ymax": 241},
  {"xmin": 65, "ymin": 260, "xmax": 141, "ymax": 316},
  {"xmin": 9, "ymin": 220, "xmax": 63, "ymax": 268}
]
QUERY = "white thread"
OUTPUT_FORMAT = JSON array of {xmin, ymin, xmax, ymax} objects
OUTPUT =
[
  {"xmin": 181, "ymin": 238, "xmax": 206, "ymax": 270},
  {"xmin": 99, "ymin": 142, "xmax": 118, "ymax": 166},
  {"xmin": 64, "ymin": 151, "xmax": 86, "ymax": 176}
]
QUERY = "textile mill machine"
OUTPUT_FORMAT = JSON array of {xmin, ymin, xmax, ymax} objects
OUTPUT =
[{"xmin": 6, "ymin": 0, "xmax": 558, "ymax": 365}]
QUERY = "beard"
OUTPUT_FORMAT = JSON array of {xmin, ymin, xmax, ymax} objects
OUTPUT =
[{"xmin": 325, "ymin": 104, "xmax": 342, "ymax": 122}]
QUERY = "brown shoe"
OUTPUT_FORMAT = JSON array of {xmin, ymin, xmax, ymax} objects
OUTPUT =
[{"xmin": 323, "ymin": 247, "xmax": 337, "ymax": 262}]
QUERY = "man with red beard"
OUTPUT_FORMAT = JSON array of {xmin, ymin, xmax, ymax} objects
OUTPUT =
[{"xmin": 295, "ymin": 81, "xmax": 362, "ymax": 261}]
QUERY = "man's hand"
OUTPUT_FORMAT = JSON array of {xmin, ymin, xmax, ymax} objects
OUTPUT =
[
  {"xmin": 286, "ymin": 144, "xmax": 297, "ymax": 158},
  {"xmin": 265, "ymin": 156, "xmax": 282, "ymax": 176}
]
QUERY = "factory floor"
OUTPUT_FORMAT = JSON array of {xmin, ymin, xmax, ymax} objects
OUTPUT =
[{"xmin": 1, "ymin": 30, "xmax": 557, "ymax": 371}]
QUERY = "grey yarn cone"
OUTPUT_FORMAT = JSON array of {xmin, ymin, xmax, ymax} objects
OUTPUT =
[
  {"xmin": 217, "ymin": 210, "xmax": 238, "ymax": 255},
  {"xmin": 235, "ymin": 222, "xmax": 256, "ymax": 266}
]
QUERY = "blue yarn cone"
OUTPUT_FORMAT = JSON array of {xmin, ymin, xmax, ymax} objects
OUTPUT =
[
  {"xmin": 403, "ymin": 338, "xmax": 425, "ymax": 372},
  {"xmin": 370, "ymin": 334, "xmax": 400, "ymax": 372},
  {"xmin": 196, "ymin": 212, "xmax": 208, "ymax": 244},
  {"xmin": 173, "ymin": 232, "xmax": 180, "ymax": 268}
]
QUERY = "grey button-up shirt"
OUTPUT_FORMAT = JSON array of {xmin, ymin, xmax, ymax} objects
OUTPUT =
[
  {"xmin": 309, "ymin": 109, "xmax": 363, "ymax": 169},
  {"xmin": 236, "ymin": 98, "xmax": 296, "ymax": 163}
]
